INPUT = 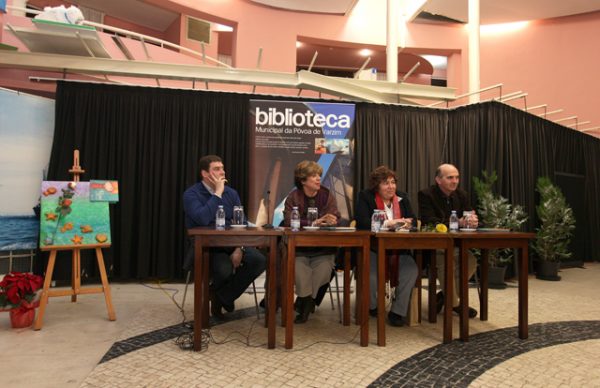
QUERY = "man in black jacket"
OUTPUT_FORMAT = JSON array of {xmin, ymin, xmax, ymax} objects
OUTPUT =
[{"xmin": 418, "ymin": 163, "xmax": 478, "ymax": 318}]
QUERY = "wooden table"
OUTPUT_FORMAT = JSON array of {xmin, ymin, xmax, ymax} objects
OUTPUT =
[
  {"xmin": 454, "ymin": 231, "xmax": 535, "ymax": 341},
  {"xmin": 283, "ymin": 229, "xmax": 371, "ymax": 349},
  {"xmin": 187, "ymin": 227, "xmax": 282, "ymax": 351},
  {"xmin": 375, "ymin": 232, "xmax": 454, "ymax": 345}
]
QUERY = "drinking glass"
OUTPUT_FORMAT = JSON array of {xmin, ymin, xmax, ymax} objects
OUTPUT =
[
  {"xmin": 307, "ymin": 207, "xmax": 318, "ymax": 226},
  {"xmin": 233, "ymin": 206, "xmax": 245, "ymax": 226},
  {"xmin": 463, "ymin": 210, "xmax": 475, "ymax": 229}
]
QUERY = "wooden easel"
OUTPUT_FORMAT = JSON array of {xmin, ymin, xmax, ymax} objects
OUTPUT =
[{"xmin": 34, "ymin": 150, "xmax": 116, "ymax": 330}]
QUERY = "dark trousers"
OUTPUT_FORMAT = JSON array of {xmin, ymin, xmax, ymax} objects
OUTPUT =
[{"xmin": 210, "ymin": 248, "xmax": 266, "ymax": 306}]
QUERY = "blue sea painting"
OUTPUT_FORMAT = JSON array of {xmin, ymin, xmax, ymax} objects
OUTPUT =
[
  {"xmin": 39, "ymin": 181, "xmax": 111, "ymax": 248},
  {"xmin": 0, "ymin": 215, "xmax": 38, "ymax": 251},
  {"xmin": 0, "ymin": 88, "xmax": 55, "ymax": 251}
]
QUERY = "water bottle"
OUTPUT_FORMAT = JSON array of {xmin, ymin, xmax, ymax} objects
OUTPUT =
[
  {"xmin": 449, "ymin": 210, "xmax": 459, "ymax": 232},
  {"xmin": 290, "ymin": 206, "xmax": 301, "ymax": 231},
  {"xmin": 371, "ymin": 210, "xmax": 382, "ymax": 232},
  {"xmin": 216, "ymin": 205, "xmax": 226, "ymax": 230}
]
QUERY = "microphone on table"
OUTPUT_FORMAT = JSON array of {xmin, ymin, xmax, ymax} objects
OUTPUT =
[{"xmin": 262, "ymin": 190, "xmax": 274, "ymax": 229}]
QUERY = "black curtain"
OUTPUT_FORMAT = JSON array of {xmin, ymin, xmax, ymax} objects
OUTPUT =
[
  {"xmin": 48, "ymin": 82, "xmax": 252, "ymax": 280},
  {"xmin": 354, "ymin": 103, "xmax": 449, "ymax": 206},
  {"xmin": 446, "ymin": 102, "xmax": 600, "ymax": 261},
  {"xmin": 47, "ymin": 83, "xmax": 600, "ymax": 280}
]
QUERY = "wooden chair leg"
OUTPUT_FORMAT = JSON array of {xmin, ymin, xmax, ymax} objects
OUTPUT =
[{"xmin": 34, "ymin": 250, "xmax": 57, "ymax": 330}]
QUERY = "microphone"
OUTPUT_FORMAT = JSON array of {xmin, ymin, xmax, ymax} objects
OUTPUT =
[{"xmin": 262, "ymin": 190, "xmax": 274, "ymax": 229}]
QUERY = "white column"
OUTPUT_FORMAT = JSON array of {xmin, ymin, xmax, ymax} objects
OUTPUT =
[
  {"xmin": 386, "ymin": 0, "xmax": 399, "ymax": 83},
  {"xmin": 9, "ymin": 0, "xmax": 28, "ymax": 17},
  {"xmin": 468, "ymin": 0, "xmax": 480, "ymax": 103}
]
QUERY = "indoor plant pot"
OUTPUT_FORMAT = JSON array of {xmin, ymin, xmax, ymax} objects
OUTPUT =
[
  {"xmin": 1, "ymin": 272, "xmax": 43, "ymax": 328},
  {"xmin": 533, "ymin": 177, "xmax": 575, "ymax": 281},
  {"xmin": 488, "ymin": 266, "xmax": 507, "ymax": 289},
  {"xmin": 535, "ymin": 260, "xmax": 561, "ymax": 281},
  {"xmin": 9, "ymin": 301, "xmax": 38, "ymax": 328}
]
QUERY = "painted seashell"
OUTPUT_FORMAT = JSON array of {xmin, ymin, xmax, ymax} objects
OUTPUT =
[
  {"xmin": 80, "ymin": 225, "xmax": 93, "ymax": 233},
  {"xmin": 95, "ymin": 233, "xmax": 108, "ymax": 243},
  {"xmin": 47, "ymin": 187, "xmax": 57, "ymax": 195}
]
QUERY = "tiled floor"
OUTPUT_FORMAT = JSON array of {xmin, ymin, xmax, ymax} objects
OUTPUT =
[{"xmin": 1, "ymin": 263, "xmax": 599, "ymax": 387}]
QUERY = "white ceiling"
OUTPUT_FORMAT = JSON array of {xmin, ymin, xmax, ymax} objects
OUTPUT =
[
  {"xmin": 424, "ymin": 0, "xmax": 600, "ymax": 24},
  {"xmin": 68, "ymin": 0, "xmax": 600, "ymax": 32},
  {"xmin": 251, "ymin": 0, "xmax": 600, "ymax": 24}
]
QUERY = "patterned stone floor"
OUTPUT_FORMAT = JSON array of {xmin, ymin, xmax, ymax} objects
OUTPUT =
[{"xmin": 1, "ymin": 262, "xmax": 599, "ymax": 387}]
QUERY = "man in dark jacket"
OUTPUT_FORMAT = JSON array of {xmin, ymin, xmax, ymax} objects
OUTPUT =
[
  {"xmin": 183, "ymin": 155, "xmax": 266, "ymax": 318},
  {"xmin": 418, "ymin": 163, "xmax": 478, "ymax": 318}
]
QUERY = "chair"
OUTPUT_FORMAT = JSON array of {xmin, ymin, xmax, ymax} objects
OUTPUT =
[{"xmin": 181, "ymin": 239, "xmax": 260, "ymax": 320}]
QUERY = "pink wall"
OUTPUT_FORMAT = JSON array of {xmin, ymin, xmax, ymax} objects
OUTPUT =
[
  {"xmin": 2, "ymin": 0, "xmax": 599, "ymax": 132},
  {"xmin": 480, "ymin": 12, "xmax": 600, "ymax": 129},
  {"xmin": 152, "ymin": 0, "xmax": 598, "ymax": 131}
]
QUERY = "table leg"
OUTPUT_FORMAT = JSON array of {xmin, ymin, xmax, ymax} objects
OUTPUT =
[
  {"xmin": 193, "ymin": 237, "xmax": 204, "ymax": 351},
  {"xmin": 480, "ymin": 249, "xmax": 489, "ymax": 321},
  {"xmin": 267, "ymin": 237, "xmax": 277, "ymax": 348},
  {"xmin": 377, "ymin": 239, "xmax": 386, "ymax": 346},
  {"xmin": 285, "ymin": 238, "xmax": 295, "ymax": 349},
  {"xmin": 519, "ymin": 244, "xmax": 529, "ymax": 339},
  {"xmin": 415, "ymin": 250, "xmax": 422, "ymax": 324},
  {"xmin": 202, "ymin": 251, "xmax": 210, "ymax": 327},
  {"xmin": 428, "ymin": 251, "xmax": 437, "ymax": 323},
  {"xmin": 281, "ymin": 243, "xmax": 288, "ymax": 328},
  {"xmin": 360, "ymin": 241, "xmax": 369, "ymax": 347},
  {"xmin": 459, "ymin": 243, "xmax": 469, "ymax": 341},
  {"xmin": 443, "ymin": 244, "xmax": 453, "ymax": 343},
  {"xmin": 343, "ymin": 253, "xmax": 351, "ymax": 325}
]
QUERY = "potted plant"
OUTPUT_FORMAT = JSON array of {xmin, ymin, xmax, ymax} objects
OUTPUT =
[
  {"xmin": 473, "ymin": 171, "xmax": 528, "ymax": 288},
  {"xmin": 533, "ymin": 177, "xmax": 576, "ymax": 281},
  {"xmin": 0, "ymin": 272, "xmax": 44, "ymax": 328}
]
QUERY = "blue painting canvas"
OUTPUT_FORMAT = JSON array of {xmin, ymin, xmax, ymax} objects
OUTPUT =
[
  {"xmin": 39, "ymin": 181, "xmax": 111, "ymax": 248},
  {"xmin": 0, "ymin": 89, "xmax": 55, "ymax": 251}
]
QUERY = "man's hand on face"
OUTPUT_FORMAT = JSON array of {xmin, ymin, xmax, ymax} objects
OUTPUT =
[
  {"xmin": 208, "ymin": 171, "xmax": 226, "ymax": 197},
  {"xmin": 230, "ymin": 248, "xmax": 243, "ymax": 269}
]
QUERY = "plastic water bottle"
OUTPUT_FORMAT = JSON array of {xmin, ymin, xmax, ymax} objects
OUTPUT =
[
  {"xmin": 371, "ymin": 210, "xmax": 382, "ymax": 232},
  {"xmin": 449, "ymin": 210, "xmax": 459, "ymax": 232},
  {"xmin": 216, "ymin": 205, "xmax": 226, "ymax": 230},
  {"xmin": 291, "ymin": 206, "xmax": 301, "ymax": 231}
]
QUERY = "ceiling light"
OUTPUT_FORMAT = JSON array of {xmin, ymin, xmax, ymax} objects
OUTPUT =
[
  {"xmin": 296, "ymin": 41, "xmax": 302, "ymax": 48},
  {"xmin": 359, "ymin": 49, "xmax": 372, "ymax": 56},
  {"xmin": 421, "ymin": 55, "xmax": 447, "ymax": 69},
  {"xmin": 480, "ymin": 21, "xmax": 529, "ymax": 35},
  {"xmin": 214, "ymin": 23, "xmax": 233, "ymax": 32}
]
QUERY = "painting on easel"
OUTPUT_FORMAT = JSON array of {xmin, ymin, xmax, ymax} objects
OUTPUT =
[{"xmin": 39, "ymin": 181, "xmax": 111, "ymax": 248}]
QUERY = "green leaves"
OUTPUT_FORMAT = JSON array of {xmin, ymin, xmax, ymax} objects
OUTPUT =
[
  {"xmin": 473, "ymin": 170, "xmax": 528, "ymax": 266},
  {"xmin": 533, "ymin": 177, "xmax": 576, "ymax": 262}
]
